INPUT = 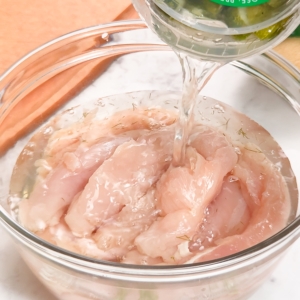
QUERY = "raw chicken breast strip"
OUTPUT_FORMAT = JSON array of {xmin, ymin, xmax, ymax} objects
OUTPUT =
[
  {"xmin": 42, "ymin": 108, "xmax": 176, "ymax": 176},
  {"xmin": 19, "ymin": 108, "xmax": 176, "ymax": 233},
  {"xmin": 135, "ymin": 127, "xmax": 238, "ymax": 261},
  {"xmin": 19, "ymin": 136, "xmax": 131, "ymax": 232},
  {"xmin": 186, "ymin": 146, "xmax": 291, "ymax": 263},
  {"xmin": 37, "ymin": 192, "xmax": 160, "ymax": 262},
  {"xmin": 65, "ymin": 130, "xmax": 174, "ymax": 237},
  {"xmin": 92, "ymin": 189, "xmax": 159, "ymax": 260},
  {"xmin": 189, "ymin": 176, "xmax": 251, "ymax": 252}
]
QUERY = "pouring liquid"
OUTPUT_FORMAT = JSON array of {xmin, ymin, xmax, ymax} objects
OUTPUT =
[
  {"xmin": 150, "ymin": 0, "xmax": 297, "ymax": 165},
  {"xmin": 172, "ymin": 54, "xmax": 220, "ymax": 166},
  {"xmin": 147, "ymin": 0, "xmax": 256, "ymax": 165}
]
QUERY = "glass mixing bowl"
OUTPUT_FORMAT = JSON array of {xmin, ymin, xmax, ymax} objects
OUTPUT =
[
  {"xmin": 0, "ymin": 20, "xmax": 300, "ymax": 300},
  {"xmin": 132, "ymin": 0, "xmax": 300, "ymax": 61}
]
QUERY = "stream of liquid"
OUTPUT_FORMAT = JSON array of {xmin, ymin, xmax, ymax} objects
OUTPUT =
[
  {"xmin": 138, "ymin": 0, "xmax": 300, "ymax": 166},
  {"xmin": 172, "ymin": 54, "xmax": 221, "ymax": 166}
]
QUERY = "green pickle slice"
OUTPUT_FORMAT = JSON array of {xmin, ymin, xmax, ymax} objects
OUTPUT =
[
  {"xmin": 155, "ymin": 0, "xmax": 291, "ymax": 41},
  {"xmin": 222, "ymin": 5, "xmax": 271, "ymax": 27},
  {"xmin": 255, "ymin": 17, "xmax": 291, "ymax": 40},
  {"xmin": 185, "ymin": 0, "xmax": 223, "ymax": 19},
  {"xmin": 232, "ymin": 17, "xmax": 291, "ymax": 41}
]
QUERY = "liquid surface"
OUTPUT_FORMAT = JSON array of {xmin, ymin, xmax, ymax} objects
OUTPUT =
[{"xmin": 10, "ymin": 92, "xmax": 295, "ymax": 265}]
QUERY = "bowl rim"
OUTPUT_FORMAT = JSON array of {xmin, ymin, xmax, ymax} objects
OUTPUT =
[{"xmin": 0, "ymin": 19, "xmax": 300, "ymax": 276}]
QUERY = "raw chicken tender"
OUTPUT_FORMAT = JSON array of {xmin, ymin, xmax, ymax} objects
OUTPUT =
[
  {"xmin": 186, "ymin": 146, "xmax": 291, "ymax": 263},
  {"xmin": 43, "ymin": 108, "xmax": 176, "ymax": 175},
  {"xmin": 92, "ymin": 189, "xmax": 159, "ymax": 260},
  {"xmin": 135, "ymin": 128, "xmax": 238, "ymax": 260},
  {"xmin": 190, "ymin": 176, "xmax": 251, "ymax": 251},
  {"xmin": 19, "ymin": 136, "xmax": 131, "ymax": 232},
  {"xmin": 65, "ymin": 130, "xmax": 173, "ymax": 237},
  {"xmin": 15, "ymin": 107, "xmax": 292, "ymax": 265}
]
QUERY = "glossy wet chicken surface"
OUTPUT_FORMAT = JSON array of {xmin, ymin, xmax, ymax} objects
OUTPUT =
[{"xmin": 13, "ymin": 105, "xmax": 292, "ymax": 265}]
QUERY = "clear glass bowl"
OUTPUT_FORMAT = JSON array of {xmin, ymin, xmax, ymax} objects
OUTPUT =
[
  {"xmin": 0, "ymin": 20, "xmax": 300, "ymax": 300},
  {"xmin": 132, "ymin": 0, "xmax": 300, "ymax": 61}
]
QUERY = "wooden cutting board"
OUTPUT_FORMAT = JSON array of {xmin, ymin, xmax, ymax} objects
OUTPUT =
[
  {"xmin": 0, "ymin": 0, "xmax": 139, "ymax": 74},
  {"xmin": 0, "ymin": 0, "xmax": 299, "ymax": 73},
  {"xmin": 274, "ymin": 38, "xmax": 300, "ymax": 68}
]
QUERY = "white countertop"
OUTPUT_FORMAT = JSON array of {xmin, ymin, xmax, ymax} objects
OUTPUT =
[{"xmin": 0, "ymin": 28, "xmax": 300, "ymax": 300}]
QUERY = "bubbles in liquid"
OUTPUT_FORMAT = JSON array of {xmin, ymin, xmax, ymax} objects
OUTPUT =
[
  {"xmin": 101, "ymin": 33, "xmax": 109, "ymax": 42},
  {"xmin": 96, "ymin": 99, "xmax": 105, "ymax": 107},
  {"xmin": 213, "ymin": 104, "xmax": 225, "ymax": 113},
  {"xmin": 234, "ymin": 147, "xmax": 241, "ymax": 155},
  {"xmin": 214, "ymin": 38, "xmax": 223, "ymax": 43},
  {"xmin": 67, "ymin": 108, "xmax": 75, "ymax": 115},
  {"xmin": 228, "ymin": 176, "xmax": 239, "ymax": 183}
]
